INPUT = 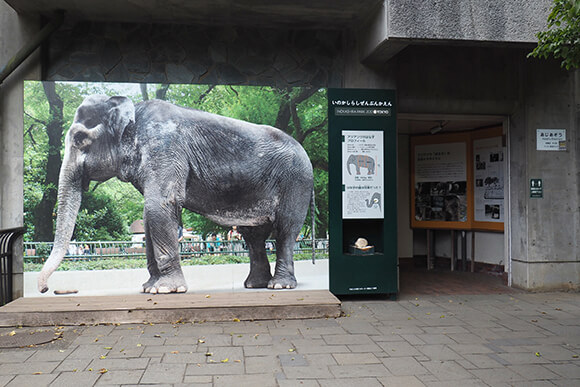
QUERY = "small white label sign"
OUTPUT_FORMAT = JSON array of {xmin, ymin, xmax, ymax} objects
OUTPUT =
[{"xmin": 537, "ymin": 129, "xmax": 566, "ymax": 151}]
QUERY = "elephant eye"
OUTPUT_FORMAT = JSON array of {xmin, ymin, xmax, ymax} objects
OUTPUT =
[{"xmin": 74, "ymin": 131, "xmax": 89, "ymax": 148}]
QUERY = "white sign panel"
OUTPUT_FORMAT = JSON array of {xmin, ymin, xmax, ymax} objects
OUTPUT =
[
  {"xmin": 473, "ymin": 137, "xmax": 504, "ymax": 223},
  {"xmin": 537, "ymin": 129, "xmax": 566, "ymax": 151},
  {"xmin": 414, "ymin": 142, "xmax": 467, "ymax": 222},
  {"xmin": 342, "ymin": 130, "xmax": 384, "ymax": 219}
]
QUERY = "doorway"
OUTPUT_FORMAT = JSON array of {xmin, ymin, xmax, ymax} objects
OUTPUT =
[{"xmin": 397, "ymin": 114, "xmax": 510, "ymax": 296}]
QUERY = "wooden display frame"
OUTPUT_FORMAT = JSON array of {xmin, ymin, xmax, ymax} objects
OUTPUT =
[{"xmin": 410, "ymin": 127, "xmax": 504, "ymax": 232}]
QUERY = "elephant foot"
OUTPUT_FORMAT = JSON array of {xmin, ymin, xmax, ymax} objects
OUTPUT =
[
  {"xmin": 143, "ymin": 273, "xmax": 188, "ymax": 294},
  {"xmin": 142, "ymin": 276, "xmax": 159, "ymax": 293},
  {"xmin": 244, "ymin": 272, "xmax": 273, "ymax": 289},
  {"xmin": 267, "ymin": 275, "xmax": 297, "ymax": 290}
]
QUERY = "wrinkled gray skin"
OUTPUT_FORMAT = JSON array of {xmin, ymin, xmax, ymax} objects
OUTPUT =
[{"xmin": 38, "ymin": 95, "xmax": 314, "ymax": 294}]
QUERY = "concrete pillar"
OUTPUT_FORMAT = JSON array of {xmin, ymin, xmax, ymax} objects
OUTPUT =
[
  {"xmin": 0, "ymin": 2, "xmax": 40, "ymax": 299},
  {"xmin": 510, "ymin": 60, "xmax": 580, "ymax": 290}
]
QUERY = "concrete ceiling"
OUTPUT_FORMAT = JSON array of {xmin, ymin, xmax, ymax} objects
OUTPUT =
[
  {"xmin": 4, "ymin": 0, "xmax": 381, "ymax": 29},
  {"xmin": 398, "ymin": 114, "xmax": 505, "ymax": 135}
]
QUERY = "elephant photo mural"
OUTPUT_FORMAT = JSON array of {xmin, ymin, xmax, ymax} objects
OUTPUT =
[{"xmin": 23, "ymin": 82, "xmax": 329, "ymax": 294}]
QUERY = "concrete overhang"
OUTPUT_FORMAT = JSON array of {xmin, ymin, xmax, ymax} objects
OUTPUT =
[
  {"xmin": 3, "ymin": 0, "xmax": 381, "ymax": 29},
  {"xmin": 359, "ymin": 0, "xmax": 550, "ymax": 65}
]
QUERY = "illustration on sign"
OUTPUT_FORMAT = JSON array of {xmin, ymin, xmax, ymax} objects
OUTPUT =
[
  {"xmin": 537, "ymin": 129, "xmax": 566, "ymax": 151},
  {"xmin": 414, "ymin": 142, "xmax": 467, "ymax": 222},
  {"xmin": 342, "ymin": 130, "xmax": 384, "ymax": 219},
  {"xmin": 473, "ymin": 137, "xmax": 504, "ymax": 222}
]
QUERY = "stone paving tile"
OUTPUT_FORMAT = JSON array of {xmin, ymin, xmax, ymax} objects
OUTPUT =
[
  {"xmin": 213, "ymin": 373, "xmax": 276, "ymax": 387},
  {"xmin": 290, "ymin": 338, "xmax": 349, "ymax": 354},
  {"xmin": 277, "ymin": 379, "xmax": 320, "ymax": 387},
  {"xmin": 303, "ymin": 353, "xmax": 336, "ymax": 366},
  {"xmin": 318, "ymin": 377, "xmax": 383, "ymax": 387},
  {"xmin": 545, "ymin": 363, "xmax": 580, "ymax": 379},
  {"xmin": 178, "ymin": 375, "xmax": 212, "ymax": 385},
  {"xmin": 377, "ymin": 339, "xmax": 423, "ymax": 357},
  {"xmin": 416, "ymin": 344, "xmax": 463, "ymax": 360},
  {"xmin": 185, "ymin": 361, "xmax": 245, "ymax": 376},
  {"xmin": 377, "ymin": 375, "xmax": 426, "ymax": 386},
  {"xmin": 0, "ymin": 361, "xmax": 59, "ymax": 376},
  {"xmin": 86, "ymin": 357, "xmax": 149, "ymax": 371},
  {"xmin": 140, "ymin": 363, "xmax": 186, "ymax": 384},
  {"xmin": 53, "ymin": 358, "xmax": 92, "ymax": 373},
  {"xmin": 329, "ymin": 363, "xmax": 392, "ymax": 378},
  {"xmin": 332, "ymin": 352, "xmax": 380, "ymax": 365},
  {"xmin": 423, "ymin": 379, "xmax": 488, "ymax": 387},
  {"xmin": 420, "ymin": 360, "xmax": 477, "ymax": 381},
  {"xmin": 245, "ymin": 355, "xmax": 281, "ymax": 374},
  {"xmin": 50, "ymin": 371, "xmax": 101, "ymax": 387},
  {"xmin": 94, "ymin": 369, "xmax": 144, "ymax": 385},
  {"xmin": 469, "ymin": 367, "xmax": 527, "ymax": 384},
  {"xmin": 4, "ymin": 373, "xmax": 57, "ymax": 387},
  {"xmin": 0, "ymin": 351, "xmax": 33, "ymax": 364},
  {"xmin": 282, "ymin": 365, "xmax": 334, "ymax": 379},
  {"xmin": 507, "ymin": 364, "xmax": 562, "ymax": 380},
  {"xmin": 381, "ymin": 356, "xmax": 429, "ymax": 376}
]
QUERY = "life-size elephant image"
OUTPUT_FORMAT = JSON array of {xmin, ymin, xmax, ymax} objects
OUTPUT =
[
  {"xmin": 38, "ymin": 95, "xmax": 314, "ymax": 294},
  {"xmin": 346, "ymin": 154, "xmax": 375, "ymax": 175}
]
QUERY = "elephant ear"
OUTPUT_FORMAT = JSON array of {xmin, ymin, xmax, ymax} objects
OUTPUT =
[{"xmin": 104, "ymin": 96, "xmax": 135, "ymax": 138}]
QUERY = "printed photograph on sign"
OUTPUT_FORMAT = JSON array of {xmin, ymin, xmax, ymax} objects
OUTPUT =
[
  {"xmin": 341, "ymin": 130, "xmax": 384, "ymax": 219},
  {"xmin": 473, "ymin": 136, "xmax": 504, "ymax": 222},
  {"xmin": 414, "ymin": 142, "xmax": 467, "ymax": 222},
  {"xmin": 23, "ymin": 81, "xmax": 329, "ymax": 296}
]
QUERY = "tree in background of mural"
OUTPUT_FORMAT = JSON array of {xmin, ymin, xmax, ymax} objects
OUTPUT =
[{"xmin": 24, "ymin": 82, "xmax": 328, "ymax": 244}]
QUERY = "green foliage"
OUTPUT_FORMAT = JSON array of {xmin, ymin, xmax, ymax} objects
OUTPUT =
[
  {"xmin": 24, "ymin": 254, "xmax": 329, "ymax": 272},
  {"xmin": 72, "ymin": 184, "xmax": 131, "ymax": 241},
  {"xmin": 24, "ymin": 82, "xmax": 329, "ymax": 242},
  {"xmin": 529, "ymin": 0, "xmax": 580, "ymax": 70}
]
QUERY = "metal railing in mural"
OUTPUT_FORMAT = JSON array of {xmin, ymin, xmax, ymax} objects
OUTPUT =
[{"xmin": 23, "ymin": 239, "xmax": 330, "ymax": 263}]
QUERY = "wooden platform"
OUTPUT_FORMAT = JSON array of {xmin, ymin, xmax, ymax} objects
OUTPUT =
[{"xmin": 0, "ymin": 290, "xmax": 341, "ymax": 327}]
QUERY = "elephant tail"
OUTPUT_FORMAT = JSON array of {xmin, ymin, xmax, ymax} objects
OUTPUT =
[{"xmin": 311, "ymin": 187, "xmax": 316, "ymax": 264}]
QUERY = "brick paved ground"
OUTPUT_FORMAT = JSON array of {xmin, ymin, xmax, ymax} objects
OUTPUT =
[{"xmin": 0, "ymin": 291, "xmax": 578, "ymax": 386}]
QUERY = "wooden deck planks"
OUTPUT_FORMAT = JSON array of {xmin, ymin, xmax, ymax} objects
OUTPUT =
[{"xmin": 0, "ymin": 290, "xmax": 341, "ymax": 326}]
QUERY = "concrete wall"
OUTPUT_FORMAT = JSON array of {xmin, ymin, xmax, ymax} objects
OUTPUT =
[
  {"xmin": 0, "ymin": 1, "xmax": 40, "ymax": 298},
  {"xmin": 387, "ymin": 0, "xmax": 550, "ymax": 43},
  {"xmin": 510, "ymin": 61, "xmax": 580, "ymax": 290},
  {"xmin": 46, "ymin": 20, "xmax": 344, "ymax": 87}
]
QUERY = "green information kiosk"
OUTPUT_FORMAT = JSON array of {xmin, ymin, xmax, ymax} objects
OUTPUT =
[{"xmin": 328, "ymin": 88, "xmax": 398, "ymax": 297}]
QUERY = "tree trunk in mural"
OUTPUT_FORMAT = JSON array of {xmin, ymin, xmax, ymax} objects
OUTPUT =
[{"xmin": 33, "ymin": 82, "xmax": 64, "ymax": 242}]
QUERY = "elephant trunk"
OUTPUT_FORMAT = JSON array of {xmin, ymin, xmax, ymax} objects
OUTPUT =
[{"xmin": 37, "ymin": 147, "xmax": 84, "ymax": 293}]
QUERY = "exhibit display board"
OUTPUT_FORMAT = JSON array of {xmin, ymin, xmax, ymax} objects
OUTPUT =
[
  {"xmin": 341, "ymin": 130, "xmax": 384, "ymax": 219},
  {"xmin": 328, "ymin": 88, "xmax": 398, "ymax": 296},
  {"xmin": 411, "ymin": 127, "xmax": 504, "ymax": 232}
]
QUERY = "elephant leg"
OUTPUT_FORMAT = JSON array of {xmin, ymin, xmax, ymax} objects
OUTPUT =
[
  {"xmin": 142, "ymin": 201, "xmax": 187, "ymax": 294},
  {"xmin": 142, "ymin": 220, "xmax": 161, "ymax": 292},
  {"xmin": 239, "ymin": 224, "xmax": 272, "ymax": 288},
  {"xmin": 269, "ymin": 226, "xmax": 298, "ymax": 289}
]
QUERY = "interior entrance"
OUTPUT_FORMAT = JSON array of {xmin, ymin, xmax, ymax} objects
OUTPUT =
[{"xmin": 397, "ymin": 114, "xmax": 510, "ymax": 297}]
